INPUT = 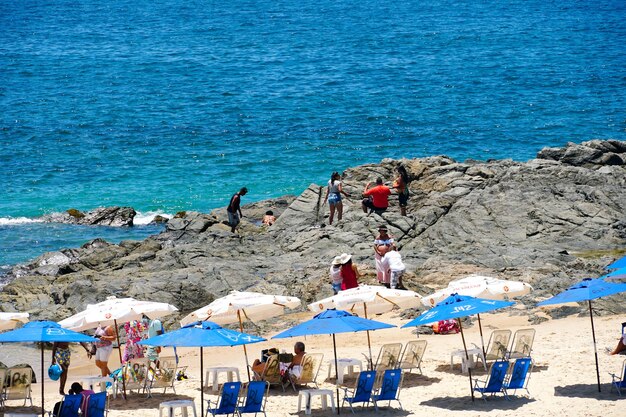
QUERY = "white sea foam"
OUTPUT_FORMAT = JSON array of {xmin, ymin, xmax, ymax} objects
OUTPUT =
[
  {"xmin": 134, "ymin": 211, "xmax": 172, "ymax": 225},
  {"xmin": 0, "ymin": 217, "xmax": 43, "ymax": 225}
]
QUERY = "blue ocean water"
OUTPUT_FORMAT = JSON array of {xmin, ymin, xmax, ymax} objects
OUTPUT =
[{"xmin": 1, "ymin": 0, "xmax": 625, "ymax": 270}]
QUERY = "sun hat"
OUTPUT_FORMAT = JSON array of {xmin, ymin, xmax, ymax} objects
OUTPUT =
[
  {"xmin": 338, "ymin": 253, "xmax": 352, "ymax": 264},
  {"xmin": 331, "ymin": 256, "xmax": 343, "ymax": 266},
  {"xmin": 48, "ymin": 364, "xmax": 62, "ymax": 381},
  {"xmin": 378, "ymin": 225, "xmax": 388, "ymax": 231}
]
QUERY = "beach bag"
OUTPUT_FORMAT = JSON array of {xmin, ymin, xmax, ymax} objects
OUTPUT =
[{"xmin": 433, "ymin": 319, "xmax": 460, "ymax": 334}]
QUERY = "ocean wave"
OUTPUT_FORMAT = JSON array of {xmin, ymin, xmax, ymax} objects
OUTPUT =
[
  {"xmin": 0, "ymin": 217, "xmax": 43, "ymax": 225},
  {"xmin": 134, "ymin": 211, "xmax": 172, "ymax": 225}
]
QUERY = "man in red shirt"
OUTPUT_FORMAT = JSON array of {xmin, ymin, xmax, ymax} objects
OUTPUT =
[{"xmin": 361, "ymin": 177, "xmax": 391, "ymax": 213}]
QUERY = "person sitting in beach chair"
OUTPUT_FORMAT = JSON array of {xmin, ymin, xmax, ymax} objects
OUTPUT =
[{"xmin": 609, "ymin": 331, "xmax": 626, "ymax": 355}]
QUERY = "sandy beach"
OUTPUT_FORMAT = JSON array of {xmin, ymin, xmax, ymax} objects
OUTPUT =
[{"xmin": 2, "ymin": 310, "xmax": 625, "ymax": 417}]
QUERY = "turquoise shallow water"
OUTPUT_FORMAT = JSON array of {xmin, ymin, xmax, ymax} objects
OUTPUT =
[{"xmin": 1, "ymin": 0, "xmax": 625, "ymax": 269}]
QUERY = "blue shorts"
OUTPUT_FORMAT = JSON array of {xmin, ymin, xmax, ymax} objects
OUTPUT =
[
  {"xmin": 328, "ymin": 193, "xmax": 341, "ymax": 205},
  {"xmin": 332, "ymin": 283, "xmax": 342, "ymax": 294}
]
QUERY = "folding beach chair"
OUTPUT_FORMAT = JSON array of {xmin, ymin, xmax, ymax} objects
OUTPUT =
[
  {"xmin": 609, "ymin": 359, "xmax": 626, "ymax": 395},
  {"xmin": 284, "ymin": 353, "xmax": 323, "ymax": 391},
  {"xmin": 115, "ymin": 358, "xmax": 150, "ymax": 398},
  {"xmin": 503, "ymin": 357, "xmax": 533, "ymax": 398},
  {"xmin": 250, "ymin": 355, "xmax": 282, "ymax": 389},
  {"xmin": 85, "ymin": 392, "xmax": 107, "ymax": 417},
  {"xmin": 341, "ymin": 370, "xmax": 376, "ymax": 413},
  {"xmin": 506, "ymin": 329, "xmax": 535, "ymax": 359},
  {"xmin": 5, "ymin": 366, "xmax": 33, "ymax": 406},
  {"xmin": 398, "ymin": 340, "xmax": 427, "ymax": 374},
  {"xmin": 206, "ymin": 381, "xmax": 241, "ymax": 416},
  {"xmin": 236, "ymin": 380, "xmax": 269, "ymax": 416},
  {"xmin": 148, "ymin": 356, "xmax": 179, "ymax": 395},
  {"xmin": 484, "ymin": 329, "xmax": 512, "ymax": 361},
  {"xmin": 0, "ymin": 368, "xmax": 5, "ymax": 409},
  {"xmin": 371, "ymin": 369, "xmax": 403, "ymax": 410},
  {"xmin": 365, "ymin": 343, "xmax": 402, "ymax": 372},
  {"xmin": 54, "ymin": 394, "xmax": 83, "ymax": 417},
  {"xmin": 473, "ymin": 360, "xmax": 510, "ymax": 401}
]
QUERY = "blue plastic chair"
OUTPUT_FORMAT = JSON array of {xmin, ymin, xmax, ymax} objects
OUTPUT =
[
  {"xmin": 56, "ymin": 394, "xmax": 83, "ymax": 417},
  {"xmin": 236, "ymin": 381, "xmax": 268, "ymax": 416},
  {"xmin": 609, "ymin": 359, "xmax": 626, "ymax": 395},
  {"xmin": 85, "ymin": 392, "xmax": 107, "ymax": 417},
  {"xmin": 503, "ymin": 357, "xmax": 533, "ymax": 397},
  {"xmin": 206, "ymin": 381, "xmax": 241, "ymax": 416},
  {"xmin": 341, "ymin": 370, "xmax": 376, "ymax": 413},
  {"xmin": 473, "ymin": 360, "xmax": 509, "ymax": 401},
  {"xmin": 371, "ymin": 369, "xmax": 403, "ymax": 410}
]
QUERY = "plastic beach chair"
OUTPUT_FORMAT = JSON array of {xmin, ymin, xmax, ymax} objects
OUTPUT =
[
  {"xmin": 5, "ymin": 366, "xmax": 33, "ymax": 406},
  {"xmin": 503, "ymin": 357, "xmax": 533, "ymax": 397},
  {"xmin": 371, "ymin": 369, "xmax": 403, "ymax": 410},
  {"xmin": 148, "ymin": 356, "xmax": 180, "ymax": 395},
  {"xmin": 473, "ymin": 360, "xmax": 510, "ymax": 401},
  {"xmin": 506, "ymin": 329, "xmax": 535, "ymax": 359},
  {"xmin": 364, "ymin": 343, "xmax": 402, "ymax": 372},
  {"xmin": 609, "ymin": 359, "xmax": 626, "ymax": 395},
  {"xmin": 398, "ymin": 340, "xmax": 427, "ymax": 374},
  {"xmin": 250, "ymin": 354, "xmax": 282, "ymax": 389},
  {"xmin": 85, "ymin": 392, "xmax": 107, "ymax": 417},
  {"xmin": 236, "ymin": 381, "xmax": 268, "ymax": 416},
  {"xmin": 484, "ymin": 330, "xmax": 512, "ymax": 361},
  {"xmin": 341, "ymin": 370, "xmax": 376, "ymax": 413},
  {"xmin": 206, "ymin": 381, "xmax": 241, "ymax": 416},
  {"xmin": 115, "ymin": 358, "xmax": 150, "ymax": 398},
  {"xmin": 284, "ymin": 353, "xmax": 323, "ymax": 391},
  {"xmin": 55, "ymin": 394, "xmax": 83, "ymax": 417}
]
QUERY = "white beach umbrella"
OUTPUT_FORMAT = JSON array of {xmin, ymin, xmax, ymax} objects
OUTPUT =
[
  {"xmin": 180, "ymin": 290, "xmax": 301, "ymax": 380},
  {"xmin": 421, "ymin": 275, "xmax": 533, "ymax": 308},
  {"xmin": 308, "ymin": 285, "xmax": 422, "ymax": 369},
  {"xmin": 0, "ymin": 312, "xmax": 29, "ymax": 332}
]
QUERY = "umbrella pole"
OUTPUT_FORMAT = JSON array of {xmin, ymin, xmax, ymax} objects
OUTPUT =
[
  {"xmin": 113, "ymin": 319, "xmax": 127, "ymax": 399},
  {"xmin": 237, "ymin": 310, "xmax": 252, "ymax": 381},
  {"xmin": 200, "ymin": 346, "xmax": 204, "ymax": 413},
  {"xmin": 477, "ymin": 313, "xmax": 486, "ymax": 359},
  {"xmin": 458, "ymin": 319, "xmax": 475, "ymax": 402},
  {"xmin": 40, "ymin": 343, "xmax": 45, "ymax": 417},
  {"xmin": 588, "ymin": 300, "xmax": 601, "ymax": 392},
  {"xmin": 333, "ymin": 334, "xmax": 340, "ymax": 415},
  {"xmin": 363, "ymin": 303, "xmax": 373, "ymax": 370}
]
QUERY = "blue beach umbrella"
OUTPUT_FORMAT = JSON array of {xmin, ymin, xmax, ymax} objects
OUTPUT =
[
  {"xmin": 606, "ymin": 255, "xmax": 626, "ymax": 271},
  {"xmin": 600, "ymin": 267, "xmax": 626, "ymax": 281},
  {"xmin": 272, "ymin": 309, "xmax": 395, "ymax": 413},
  {"xmin": 0, "ymin": 321, "xmax": 96, "ymax": 417},
  {"xmin": 140, "ymin": 320, "xmax": 265, "ymax": 411},
  {"xmin": 537, "ymin": 277, "xmax": 626, "ymax": 392},
  {"xmin": 402, "ymin": 294, "xmax": 514, "ymax": 402}
]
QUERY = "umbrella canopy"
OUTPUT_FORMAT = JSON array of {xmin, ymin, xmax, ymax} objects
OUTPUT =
[
  {"xmin": 537, "ymin": 277, "xmax": 626, "ymax": 392},
  {"xmin": 0, "ymin": 312, "xmax": 29, "ymax": 332},
  {"xmin": 308, "ymin": 285, "xmax": 421, "ymax": 315},
  {"xmin": 600, "ymin": 267, "xmax": 626, "ymax": 281},
  {"xmin": 0, "ymin": 321, "xmax": 96, "ymax": 417},
  {"xmin": 59, "ymin": 296, "xmax": 178, "ymax": 331},
  {"xmin": 421, "ymin": 275, "xmax": 532, "ymax": 308},
  {"xmin": 273, "ymin": 309, "xmax": 395, "ymax": 413},
  {"xmin": 403, "ymin": 294, "xmax": 514, "ymax": 402},
  {"xmin": 606, "ymin": 255, "xmax": 626, "ymax": 271},
  {"xmin": 140, "ymin": 321, "xmax": 265, "ymax": 411},
  {"xmin": 180, "ymin": 291, "xmax": 301, "ymax": 326}
]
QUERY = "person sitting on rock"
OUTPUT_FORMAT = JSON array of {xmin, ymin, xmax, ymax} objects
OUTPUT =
[
  {"xmin": 361, "ymin": 177, "xmax": 391, "ymax": 214},
  {"xmin": 262, "ymin": 210, "xmax": 276, "ymax": 226}
]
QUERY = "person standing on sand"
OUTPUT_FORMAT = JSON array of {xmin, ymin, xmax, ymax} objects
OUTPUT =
[
  {"xmin": 393, "ymin": 165, "xmax": 410, "ymax": 216},
  {"xmin": 324, "ymin": 172, "xmax": 349, "ymax": 225},
  {"xmin": 339, "ymin": 253, "xmax": 360, "ymax": 290},
  {"xmin": 94, "ymin": 324, "xmax": 116, "ymax": 377},
  {"xmin": 52, "ymin": 341, "xmax": 92, "ymax": 395},
  {"xmin": 361, "ymin": 177, "xmax": 391, "ymax": 214},
  {"xmin": 227, "ymin": 187, "xmax": 248, "ymax": 233}
]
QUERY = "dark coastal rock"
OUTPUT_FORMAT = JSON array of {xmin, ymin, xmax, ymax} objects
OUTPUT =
[
  {"xmin": 40, "ymin": 206, "xmax": 136, "ymax": 227},
  {"xmin": 2, "ymin": 141, "xmax": 626, "ymax": 322}
]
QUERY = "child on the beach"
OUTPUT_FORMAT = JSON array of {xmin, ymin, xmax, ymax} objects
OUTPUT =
[
  {"xmin": 330, "ymin": 256, "xmax": 343, "ymax": 294},
  {"xmin": 381, "ymin": 245, "xmax": 406, "ymax": 290}
]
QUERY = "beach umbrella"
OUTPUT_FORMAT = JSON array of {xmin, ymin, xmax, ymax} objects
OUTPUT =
[
  {"xmin": 0, "ymin": 312, "xmax": 29, "ymax": 331},
  {"xmin": 537, "ymin": 277, "xmax": 626, "ymax": 392},
  {"xmin": 421, "ymin": 275, "xmax": 532, "ymax": 357},
  {"xmin": 0, "ymin": 321, "xmax": 96, "ymax": 417},
  {"xmin": 606, "ymin": 255, "xmax": 626, "ymax": 270},
  {"xmin": 402, "ymin": 294, "xmax": 515, "ymax": 402},
  {"xmin": 273, "ymin": 309, "xmax": 395, "ymax": 413},
  {"xmin": 180, "ymin": 291, "xmax": 301, "ymax": 380},
  {"xmin": 58, "ymin": 296, "xmax": 178, "ymax": 398},
  {"xmin": 600, "ymin": 267, "xmax": 626, "ymax": 281},
  {"xmin": 308, "ymin": 285, "xmax": 420, "ymax": 368},
  {"xmin": 140, "ymin": 320, "xmax": 265, "ymax": 412}
]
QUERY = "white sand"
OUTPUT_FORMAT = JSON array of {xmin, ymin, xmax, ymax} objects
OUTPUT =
[{"xmin": 3, "ymin": 311, "xmax": 625, "ymax": 416}]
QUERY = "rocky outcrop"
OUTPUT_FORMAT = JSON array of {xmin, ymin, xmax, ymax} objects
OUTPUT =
[
  {"xmin": 1, "ymin": 140, "xmax": 625, "ymax": 322},
  {"xmin": 41, "ymin": 207, "xmax": 136, "ymax": 227}
]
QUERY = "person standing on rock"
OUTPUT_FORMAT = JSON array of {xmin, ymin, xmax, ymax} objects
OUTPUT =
[
  {"xmin": 393, "ymin": 165, "xmax": 410, "ymax": 216},
  {"xmin": 381, "ymin": 245, "xmax": 407, "ymax": 290},
  {"xmin": 374, "ymin": 225, "xmax": 394, "ymax": 286},
  {"xmin": 330, "ymin": 255, "xmax": 343, "ymax": 294},
  {"xmin": 361, "ymin": 177, "xmax": 391, "ymax": 214},
  {"xmin": 339, "ymin": 253, "xmax": 360, "ymax": 290},
  {"xmin": 227, "ymin": 187, "xmax": 248, "ymax": 233},
  {"xmin": 324, "ymin": 172, "xmax": 349, "ymax": 225}
]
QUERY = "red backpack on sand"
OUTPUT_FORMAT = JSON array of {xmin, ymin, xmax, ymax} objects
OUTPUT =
[{"xmin": 433, "ymin": 319, "xmax": 460, "ymax": 334}]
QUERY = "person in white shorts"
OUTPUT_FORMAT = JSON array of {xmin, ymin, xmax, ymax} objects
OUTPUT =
[{"xmin": 94, "ymin": 324, "xmax": 116, "ymax": 376}]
